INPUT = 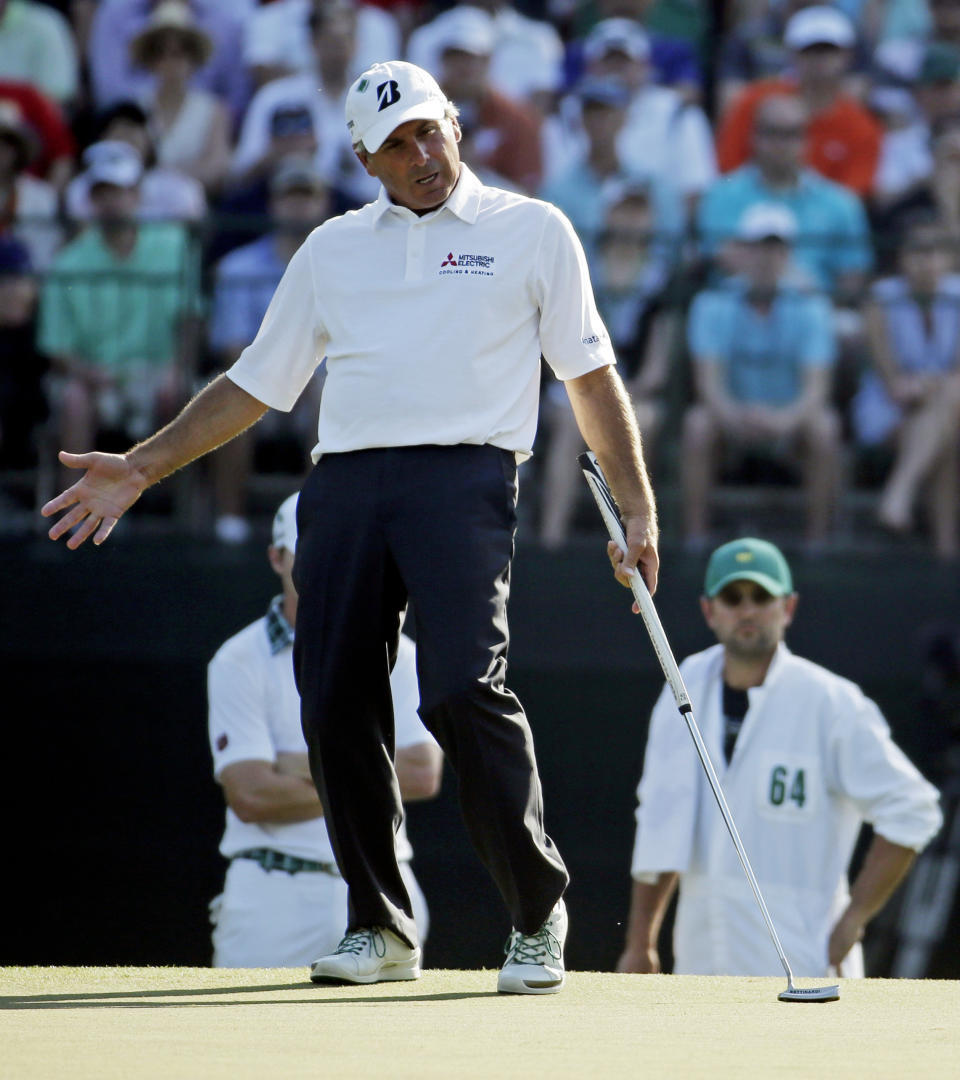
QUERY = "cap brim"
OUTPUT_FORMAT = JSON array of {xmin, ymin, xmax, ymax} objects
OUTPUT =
[
  {"xmin": 360, "ymin": 99, "xmax": 447, "ymax": 153},
  {"xmin": 706, "ymin": 571, "xmax": 792, "ymax": 598}
]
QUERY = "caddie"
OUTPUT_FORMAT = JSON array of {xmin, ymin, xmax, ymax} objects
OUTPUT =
[
  {"xmin": 617, "ymin": 537, "xmax": 942, "ymax": 978},
  {"xmin": 207, "ymin": 493, "xmax": 442, "ymax": 967}
]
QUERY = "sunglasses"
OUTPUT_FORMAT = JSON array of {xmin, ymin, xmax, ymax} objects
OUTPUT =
[
  {"xmin": 714, "ymin": 584, "xmax": 777, "ymax": 607},
  {"xmin": 754, "ymin": 125, "xmax": 806, "ymax": 139}
]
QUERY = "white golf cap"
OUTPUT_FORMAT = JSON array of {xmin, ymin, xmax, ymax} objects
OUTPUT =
[
  {"xmin": 345, "ymin": 60, "xmax": 449, "ymax": 154},
  {"xmin": 271, "ymin": 492, "xmax": 299, "ymax": 552},
  {"xmin": 784, "ymin": 5, "xmax": 855, "ymax": 51},
  {"xmin": 737, "ymin": 203, "xmax": 798, "ymax": 243},
  {"xmin": 583, "ymin": 18, "xmax": 651, "ymax": 64},
  {"xmin": 83, "ymin": 139, "xmax": 143, "ymax": 188},
  {"xmin": 434, "ymin": 5, "xmax": 496, "ymax": 57}
]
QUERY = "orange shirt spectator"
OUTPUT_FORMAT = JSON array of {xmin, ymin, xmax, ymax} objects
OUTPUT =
[{"xmin": 716, "ymin": 78, "xmax": 881, "ymax": 196}]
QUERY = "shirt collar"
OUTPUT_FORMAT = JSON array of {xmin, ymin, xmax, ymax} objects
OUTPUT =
[
  {"xmin": 745, "ymin": 162, "xmax": 819, "ymax": 194},
  {"xmin": 264, "ymin": 594, "xmax": 294, "ymax": 655},
  {"xmin": 371, "ymin": 163, "xmax": 483, "ymax": 227}
]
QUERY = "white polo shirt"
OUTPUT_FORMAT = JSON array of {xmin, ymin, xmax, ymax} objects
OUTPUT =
[
  {"xmin": 226, "ymin": 164, "xmax": 615, "ymax": 461},
  {"xmin": 209, "ymin": 625, "xmax": 431, "ymax": 864}
]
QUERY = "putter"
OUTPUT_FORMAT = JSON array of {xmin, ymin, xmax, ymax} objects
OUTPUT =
[{"xmin": 579, "ymin": 451, "xmax": 839, "ymax": 1004}]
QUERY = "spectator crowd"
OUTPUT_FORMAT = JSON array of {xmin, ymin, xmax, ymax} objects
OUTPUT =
[{"xmin": 3, "ymin": 0, "xmax": 960, "ymax": 558}]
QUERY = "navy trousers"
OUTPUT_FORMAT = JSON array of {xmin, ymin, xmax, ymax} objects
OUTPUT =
[{"xmin": 292, "ymin": 444, "xmax": 569, "ymax": 948}]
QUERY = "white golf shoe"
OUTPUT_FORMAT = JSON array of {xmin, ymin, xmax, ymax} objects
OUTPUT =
[
  {"xmin": 497, "ymin": 898, "xmax": 567, "ymax": 995},
  {"xmin": 310, "ymin": 928, "xmax": 421, "ymax": 985}
]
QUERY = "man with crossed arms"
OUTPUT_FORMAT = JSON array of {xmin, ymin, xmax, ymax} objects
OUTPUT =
[
  {"xmin": 43, "ymin": 60, "xmax": 658, "ymax": 994},
  {"xmin": 208, "ymin": 492, "xmax": 442, "ymax": 966},
  {"xmin": 618, "ymin": 537, "xmax": 942, "ymax": 978}
]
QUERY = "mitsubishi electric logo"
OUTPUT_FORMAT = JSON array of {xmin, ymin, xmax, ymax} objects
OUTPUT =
[
  {"xmin": 377, "ymin": 80, "xmax": 401, "ymax": 111},
  {"xmin": 439, "ymin": 252, "xmax": 495, "ymax": 277}
]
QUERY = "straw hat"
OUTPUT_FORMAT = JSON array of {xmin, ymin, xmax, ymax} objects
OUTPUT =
[{"xmin": 129, "ymin": 1, "xmax": 213, "ymax": 69}]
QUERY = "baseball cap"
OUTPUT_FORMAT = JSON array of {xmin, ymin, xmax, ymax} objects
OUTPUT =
[
  {"xmin": 269, "ymin": 155, "xmax": 326, "ymax": 195},
  {"xmin": 434, "ymin": 5, "xmax": 496, "ymax": 57},
  {"xmin": 82, "ymin": 139, "xmax": 143, "ymax": 188},
  {"xmin": 737, "ymin": 203, "xmax": 798, "ymax": 243},
  {"xmin": 583, "ymin": 18, "xmax": 651, "ymax": 64},
  {"xmin": 345, "ymin": 60, "xmax": 449, "ymax": 154},
  {"xmin": 783, "ymin": 5, "xmax": 855, "ymax": 51},
  {"xmin": 704, "ymin": 538, "xmax": 794, "ymax": 598},
  {"xmin": 271, "ymin": 492, "xmax": 299, "ymax": 552}
]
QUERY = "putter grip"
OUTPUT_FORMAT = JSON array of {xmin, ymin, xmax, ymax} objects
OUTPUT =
[{"xmin": 577, "ymin": 452, "xmax": 692, "ymax": 712}]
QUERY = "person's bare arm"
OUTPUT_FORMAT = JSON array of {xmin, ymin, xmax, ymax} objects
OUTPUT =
[
  {"xmin": 864, "ymin": 298, "xmax": 901, "ymax": 393},
  {"xmin": 751, "ymin": 365, "xmax": 833, "ymax": 439},
  {"xmin": 828, "ymin": 835, "xmax": 917, "ymax": 970},
  {"xmin": 219, "ymin": 758, "xmax": 324, "ymax": 824},
  {"xmin": 276, "ymin": 744, "xmax": 443, "ymax": 802},
  {"xmin": 42, "ymin": 374, "xmax": 268, "ymax": 548},
  {"xmin": 396, "ymin": 742, "xmax": 443, "ymax": 801},
  {"xmin": 564, "ymin": 364, "xmax": 659, "ymax": 594},
  {"xmin": 616, "ymin": 873, "xmax": 679, "ymax": 973}
]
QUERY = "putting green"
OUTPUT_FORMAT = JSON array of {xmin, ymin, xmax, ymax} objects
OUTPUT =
[{"xmin": 3, "ymin": 968, "xmax": 957, "ymax": 1079}]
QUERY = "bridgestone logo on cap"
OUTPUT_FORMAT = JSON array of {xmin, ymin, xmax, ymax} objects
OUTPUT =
[{"xmin": 377, "ymin": 80, "xmax": 401, "ymax": 111}]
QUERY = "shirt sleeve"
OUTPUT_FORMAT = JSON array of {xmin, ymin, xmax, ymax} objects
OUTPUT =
[
  {"xmin": 391, "ymin": 634, "xmax": 438, "ymax": 751},
  {"xmin": 230, "ymin": 82, "xmax": 276, "ymax": 176},
  {"xmin": 226, "ymin": 239, "xmax": 328, "ymax": 411},
  {"xmin": 831, "ymin": 189, "xmax": 874, "ymax": 276},
  {"xmin": 207, "ymin": 641, "xmax": 277, "ymax": 777},
  {"xmin": 798, "ymin": 293, "xmax": 836, "ymax": 368},
  {"xmin": 828, "ymin": 691, "xmax": 943, "ymax": 852},
  {"xmin": 534, "ymin": 204, "xmax": 617, "ymax": 381},
  {"xmin": 630, "ymin": 682, "xmax": 700, "ymax": 877},
  {"xmin": 686, "ymin": 289, "xmax": 731, "ymax": 360}
]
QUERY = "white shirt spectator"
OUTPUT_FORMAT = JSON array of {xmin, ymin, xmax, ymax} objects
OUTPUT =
[
  {"xmin": 242, "ymin": 0, "xmax": 400, "ymax": 81},
  {"xmin": 9, "ymin": 172, "xmax": 61, "ymax": 270},
  {"xmin": 407, "ymin": 3, "xmax": 564, "ymax": 103},
  {"xmin": 230, "ymin": 70, "xmax": 376, "ymax": 203},
  {"xmin": 544, "ymin": 85, "xmax": 715, "ymax": 201}
]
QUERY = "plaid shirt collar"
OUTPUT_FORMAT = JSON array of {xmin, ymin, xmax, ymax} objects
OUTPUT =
[{"xmin": 265, "ymin": 595, "xmax": 294, "ymax": 655}]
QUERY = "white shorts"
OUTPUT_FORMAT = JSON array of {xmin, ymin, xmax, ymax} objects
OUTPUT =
[{"xmin": 210, "ymin": 858, "xmax": 429, "ymax": 968}]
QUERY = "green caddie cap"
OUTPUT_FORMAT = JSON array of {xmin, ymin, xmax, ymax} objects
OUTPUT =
[{"xmin": 704, "ymin": 537, "xmax": 794, "ymax": 598}]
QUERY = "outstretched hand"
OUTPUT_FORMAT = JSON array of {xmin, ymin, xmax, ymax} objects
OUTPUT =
[{"xmin": 42, "ymin": 451, "xmax": 149, "ymax": 549}]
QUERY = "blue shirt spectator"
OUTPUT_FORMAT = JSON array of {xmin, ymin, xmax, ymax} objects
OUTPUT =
[
  {"xmin": 697, "ymin": 160, "xmax": 873, "ymax": 295},
  {"xmin": 687, "ymin": 275, "xmax": 835, "ymax": 406},
  {"xmin": 208, "ymin": 235, "xmax": 285, "ymax": 354},
  {"xmin": 540, "ymin": 75, "xmax": 685, "ymax": 259},
  {"xmin": 681, "ymin": 201, "xmax": 842, "ymax": 548}
]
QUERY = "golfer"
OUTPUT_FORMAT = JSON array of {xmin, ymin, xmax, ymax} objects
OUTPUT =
[
  {"xmin": 42, "ymin": 61, "xmax": 659, "ymax": 995},
  {"xmin": 617, "ymin": 537, "xmax": 941, "ymax": 978}
]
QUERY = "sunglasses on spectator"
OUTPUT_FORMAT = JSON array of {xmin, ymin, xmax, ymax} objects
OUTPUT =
[
  {"xmin": 714, "ymin": 584, "xmax": 777, "ymax": 607},
  {"xmin": 755, "ymin": 125, "xmax": 806, "ymax": 139},
  {"xmin": 152, "ymin": 36, "xmax": 193, "ymax": 58}
]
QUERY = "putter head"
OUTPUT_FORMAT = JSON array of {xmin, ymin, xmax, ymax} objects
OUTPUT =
[{"xmin": 778, "ymin": 983, "xmax": 840, "ymax": 1003}]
